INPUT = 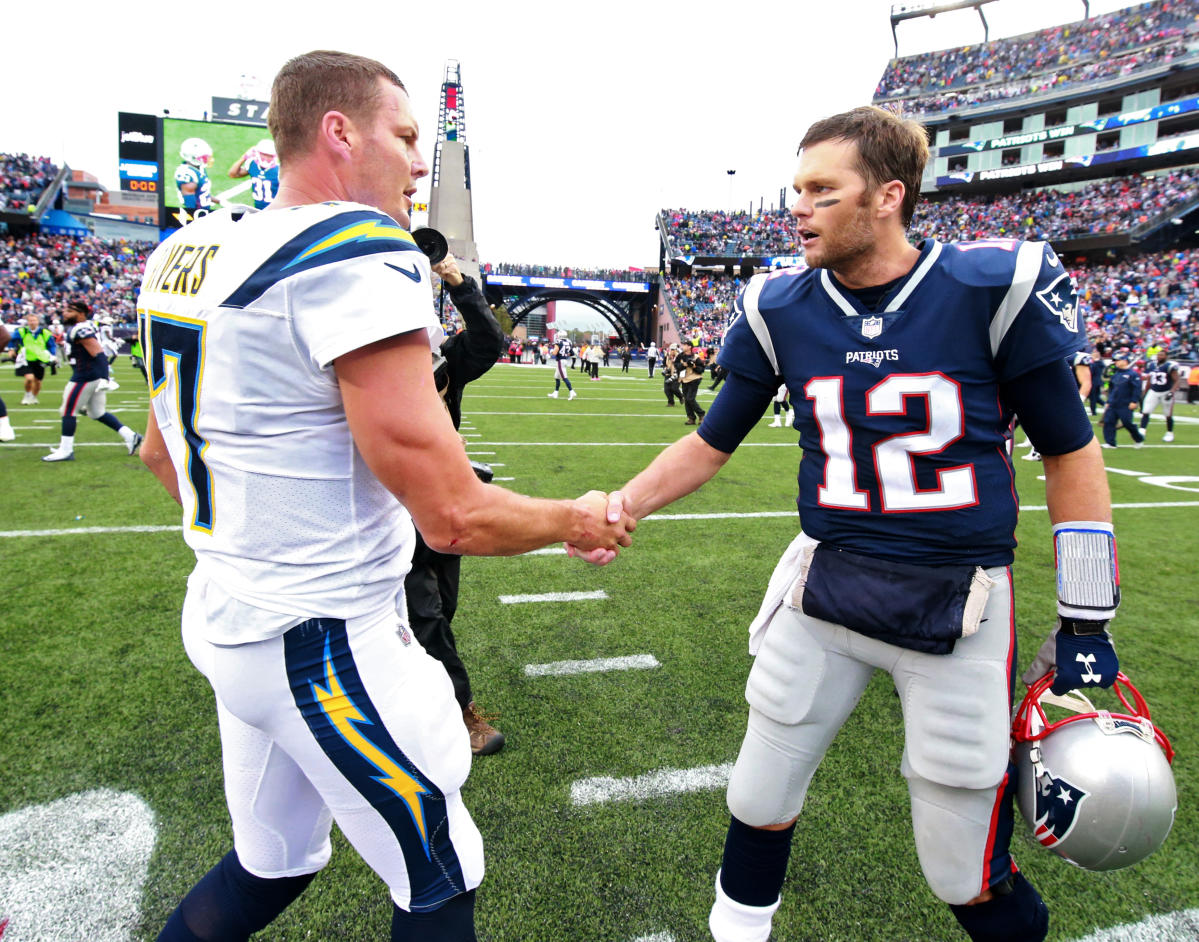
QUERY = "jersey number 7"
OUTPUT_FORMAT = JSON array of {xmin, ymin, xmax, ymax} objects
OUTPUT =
[{"xmin": 147, "ymin": 312, "xmax": 214, "ymax": 533}]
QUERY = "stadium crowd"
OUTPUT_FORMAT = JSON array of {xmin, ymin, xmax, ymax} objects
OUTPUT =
[
  {"xmin": 875, "ymin": 0, "xmax": 1196, "ymax": 113},
  {"xmin": 0, "ymin": 231, "xmax": 152, "ymax": 327},
  {"xmin": 485, "ymin": 262, "xmax": 649, "ymax": 282},
  {"xmin": 660, "ymin": 245, "xmax": 1199, "ymax": 366},
  {"xmin": 0, "ymin": 153, "xmax": 59, "ymax": 212},
  {"xmin": 661, "ymin": 208, "xmax": 793, "ymax": 257},
  {"xmin": 913, "ymin": 168, "xmax": 1199, "ymax": 241},
  {"xmin": 662, "ymin": 169, "xmax": 1199, "ymax": 259}
]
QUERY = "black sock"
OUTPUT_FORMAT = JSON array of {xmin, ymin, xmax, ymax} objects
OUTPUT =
[
  {"xmin": 718, "ymin": 815, "xmax": 795, "ymax": 907},
  {"xmin": 391, "ymin": 889, "xmax": 477, "ymax": 942}
]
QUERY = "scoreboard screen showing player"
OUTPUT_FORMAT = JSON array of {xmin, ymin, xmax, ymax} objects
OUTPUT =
[{"xmin": 160, "ymin": 116, "xmax": 279, "ymax": 228}]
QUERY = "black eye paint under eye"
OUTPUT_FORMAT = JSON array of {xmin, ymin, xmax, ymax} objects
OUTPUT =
[{"xmin": 814, "ymin": 198, "xmax": 841, "ymax": 208}]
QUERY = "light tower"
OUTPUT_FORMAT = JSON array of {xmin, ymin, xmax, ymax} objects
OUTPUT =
[{"xmin": 428, "ymin": 61, "xmax": 481, "ymax": 282}]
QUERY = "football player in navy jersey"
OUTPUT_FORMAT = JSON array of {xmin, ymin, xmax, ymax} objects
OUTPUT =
[
  {"xmin": 575, "ymin": 106, "xmax": 1120, "ymax": 942},
  {"xmin": 42, "ymin": 300, "xmax": 141, "ymax": 462},
  {"xmin": 1139, "ymin": 349, "xmax": 1180, "ymax": 441},
  {"xmin": 228, "ymin": 140, "xmax": 281, "ymax": 210},
  {"xmin": 547, "ymin": 336, "xmax": 577, "ymax": 399}
]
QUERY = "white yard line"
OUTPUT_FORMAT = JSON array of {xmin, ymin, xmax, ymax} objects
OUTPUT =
[
  {"xmin": 499, "ymin": 590, "xmax": 608, "ymax": 604},
  {"xmin": 524, "ymin": 654, "xmax": 660, "ymax": 677},
  {"xmin": 571, "ymin": 762, "xmax": 734, "ymax": 807}
]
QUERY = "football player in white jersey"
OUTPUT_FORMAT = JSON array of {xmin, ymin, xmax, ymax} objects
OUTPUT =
[
  {"xmin": 1139, "ymin": 349, "xmax": 1180, "ymax": 441},
  {"xmin": 139, "ymin": 51, "xmax": 634, "ymax": 942}
]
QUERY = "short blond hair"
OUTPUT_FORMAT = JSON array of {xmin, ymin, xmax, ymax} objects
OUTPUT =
[
  {"xmin": 268, "ymin": 50, "xmax": 405, "ymax": 161},
  {"xmin": 799, "ymin": 105, "xmax": 929, "ymax": 227}
]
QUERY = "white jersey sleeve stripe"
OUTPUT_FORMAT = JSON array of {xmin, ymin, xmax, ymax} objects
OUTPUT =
[
  {"xmin": 741, "ymin": 274, "xmax": 779, "ymax": 376},
  {"xmin": 989, "ymin": 241, "xmax": 1045, "ymax": 358}
]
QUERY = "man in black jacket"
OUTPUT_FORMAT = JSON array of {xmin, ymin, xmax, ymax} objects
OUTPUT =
[{"xmin": 405, "ymin": 252, "xmax": 508, "ymax": 755}]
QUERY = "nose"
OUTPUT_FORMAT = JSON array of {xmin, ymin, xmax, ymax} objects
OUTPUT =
[
  {"xmin": 411, "ymin": 145, "xmax": 430, "ymax": 181},
  {"xmin": 790, "ymin": 195, "xmax": 809, "ymax": 221}
]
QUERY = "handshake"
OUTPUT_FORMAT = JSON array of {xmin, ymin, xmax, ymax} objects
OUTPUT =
[{"xmin": 566, "ymin": 490, "xmax": 635, "ymax": 566}]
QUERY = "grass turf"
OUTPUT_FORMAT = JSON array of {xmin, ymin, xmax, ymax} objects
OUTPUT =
[{"xmin": 0, "ymin": 360, "xmax": 1196, "ymax": 941}]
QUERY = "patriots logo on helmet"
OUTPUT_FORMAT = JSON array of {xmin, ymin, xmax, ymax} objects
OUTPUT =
[
  {"xmin": 1030, "ymin": 768, "xmax": 1088, "ymax": 849},
  {"xmin": 1035, "ymin": 273, "xmax": 1077, "ymax": 332}
]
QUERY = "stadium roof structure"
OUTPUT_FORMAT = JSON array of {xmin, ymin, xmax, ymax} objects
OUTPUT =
[{"xmin": 889, "ymin": 0, "xmax": 1001, "ymax": 56}]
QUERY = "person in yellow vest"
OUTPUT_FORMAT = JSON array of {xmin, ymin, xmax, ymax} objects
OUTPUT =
[
  {"xmin": 1189, "ymin": 363, "xmax": 1199, "ymax": 404},
  {"xmin": 11, "ymin": 312, "xmax": 57, "ymax": 404}
]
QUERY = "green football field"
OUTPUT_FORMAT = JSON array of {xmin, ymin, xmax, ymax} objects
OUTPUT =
[{"xmin": 0, "ymin": 361, "xmax": 1196, "ymax": 941}]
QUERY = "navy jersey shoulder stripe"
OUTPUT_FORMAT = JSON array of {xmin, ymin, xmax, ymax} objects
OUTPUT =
[{"xmin": 224, "ymin": 210, "xmax": 421, "ymax": 309}]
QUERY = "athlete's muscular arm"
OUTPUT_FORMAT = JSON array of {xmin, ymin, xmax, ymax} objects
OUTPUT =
[
  {"xmin": 80, "ymin": 336, "xmax": 104, "ymax": 358},
  {"xmin": 1041, "ymin": 438, "xmax": 1111, "ymax": 525},
  {"xmin": 337, "ymin": 330, "xmax": 634, "ymax": 557},
  {"xmin": 140, "ymin": 407, "xmax": 182, "ymax": 506}
]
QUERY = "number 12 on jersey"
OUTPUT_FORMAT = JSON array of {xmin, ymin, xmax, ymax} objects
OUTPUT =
[
  {"xmin": 146, "ymin": 311, "xmax": 214, "ymax": 533},
  {"xmin": 806, "ymin": 372, "xmax": 978, "ymax": 513}
]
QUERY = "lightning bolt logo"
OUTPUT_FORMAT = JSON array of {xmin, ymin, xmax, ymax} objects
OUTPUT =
[
  {"xmin": 285, "ymin": 219, "xmax": 416, "ymax": 269},
  {"xmin": 311, "ymin": 636, "xmax": 432, "ymax": 858}
]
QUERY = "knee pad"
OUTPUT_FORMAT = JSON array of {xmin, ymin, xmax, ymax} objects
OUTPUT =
[{"xmin": 949, "ymin": 872, "xmax": 1048, "ymax": 942}]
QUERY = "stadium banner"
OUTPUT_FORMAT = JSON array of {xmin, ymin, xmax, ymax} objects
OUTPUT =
[
  {"xmin": 937, "ymin": 95, "xmax": 1199, "ymax": 157},
  {"xmin": 159, "ymin": 117, "xmax": 277, "ymax": 230},
  {"xmin": 484, "ymin": 274, "xmax": 651, "ymax": 293},
  {"xmin": 118, "ymin": 112, "xmax": 160, "ymax": 193},
  {"xmin": 936, "ymin": 132, "xmax": 1199, "ymax": 188},
  {"xmin": 211, "ymin": 97, "xmax": 270, "ymax": 126}
]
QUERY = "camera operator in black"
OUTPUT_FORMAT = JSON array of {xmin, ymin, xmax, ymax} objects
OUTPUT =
[
  {"xmin": 676, "ymin": 340, "xmax": 707, "ymax": 426},
  {"xmin": 663, "ymin": 343, "xmax": 682, "ymax": 406},
  {"xmin": 404, "ymin": 253, "xmax": 508, "ymax": 755}
]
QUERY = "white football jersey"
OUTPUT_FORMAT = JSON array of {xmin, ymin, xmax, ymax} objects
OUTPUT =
[{"xmin": 137, "ymin": 203, "xmax": 440, "ymax": 643}]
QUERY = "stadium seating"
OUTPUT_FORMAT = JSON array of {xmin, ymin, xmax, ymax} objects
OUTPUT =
[
  {"xmin": 875, "ymin": 0, "xmax": 1196, "ymax": 115},
  {"xmin": 0, "ymin": 153, "xmax": 60, "ymax": 213},
  {"xmin": 0, "ymin": 231, "xmax": 152, "ymax": 327}
]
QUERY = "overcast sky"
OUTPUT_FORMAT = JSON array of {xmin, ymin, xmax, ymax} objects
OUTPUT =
[{"xmin": 8, "ymin": 0, "xmax": 1136, "ymax": 274}]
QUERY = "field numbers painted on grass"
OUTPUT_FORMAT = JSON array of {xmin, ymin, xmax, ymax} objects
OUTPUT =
[{"xmin": 0, "ymin": 789, "xmax": 156, "ymax": 942}]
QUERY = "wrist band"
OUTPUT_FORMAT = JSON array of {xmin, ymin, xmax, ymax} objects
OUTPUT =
[{"xmin": 1053, "ymin": 521, "xmax": 1119, "ymax": 620}]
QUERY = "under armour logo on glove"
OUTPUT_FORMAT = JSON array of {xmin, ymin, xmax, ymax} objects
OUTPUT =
[{"xmin": 1053, "ymin": 631, "xmax": 1119, "ymax": 695}]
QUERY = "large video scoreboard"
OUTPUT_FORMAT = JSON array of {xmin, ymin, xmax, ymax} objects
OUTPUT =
[{"xmin": 119, "ymin": 112, "xmax": 277, "ymax": 231}]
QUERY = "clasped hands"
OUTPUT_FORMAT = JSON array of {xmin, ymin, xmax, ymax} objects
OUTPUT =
[{"xmin": 566, "ymin": 490, "xmax": 634, "ymax": 566}]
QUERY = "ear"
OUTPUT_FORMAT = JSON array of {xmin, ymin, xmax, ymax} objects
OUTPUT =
[
  {"xmin": 318, "ymin": 110, "xmax": 354, "ymax": 161},
  {"xmin": 875, "ymin": 179, "xmax": 907, "ymax": 220}
]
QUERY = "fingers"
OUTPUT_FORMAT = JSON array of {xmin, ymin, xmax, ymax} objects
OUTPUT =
[{"xmin": 605, "ymin": 490, "xmax": 625, "ymax": 524}]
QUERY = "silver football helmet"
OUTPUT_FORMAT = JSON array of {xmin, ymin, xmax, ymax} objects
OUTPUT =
[{"xmin": 1012, "ymin": 671, "xmax": 1176, "ymax": 871}]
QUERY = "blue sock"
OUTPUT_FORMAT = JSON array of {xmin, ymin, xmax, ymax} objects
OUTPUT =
[
  {"xmin": 62, "ymin": 415, "xmax": 77, "ymax": 436},
  {"xmin": 98, "ymin": 412, "xmax": 124, "ymax": 433},
  {"xmin": 949, "ymin": 871, "xmax": 1048, "ymax": 942},
  {"xmin": 718, "ymin": 815, "xmax": 795, "ymax": 907},
  {"xmin": 157, "ymin": 850, "xmax": 317, "ymax": 941},
  {"xmin": 391, "ymin": 889, "xmax": 476, "ymax": 941}
]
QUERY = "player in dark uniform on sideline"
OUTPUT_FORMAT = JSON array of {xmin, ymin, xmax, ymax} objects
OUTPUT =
[
  {"xmin": 175, "ymin": 138, "xmax": 217, "ymax": 218},
  {"xmin": 575, "ymin": 106, "xmax": 1120, "ymax": 942},
  {"xmin": 547, "ymin": 336, "xmax": 576, "ymax": 399},
  {"xmin": 42, "ymin": 300, "xmax": 141, "ymax": 462},
  {"xmin": 1103, "ymin": 349, "xmax": 1145, "ymax": 448},
  {"xmin": 1139, "ymin": 350, "xmax": 1180, "ymax": 441}
]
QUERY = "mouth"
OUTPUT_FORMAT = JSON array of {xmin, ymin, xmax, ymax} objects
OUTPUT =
[{"xmin": 799, "ymin": 228, "xmax": 819, "ymax": 248}]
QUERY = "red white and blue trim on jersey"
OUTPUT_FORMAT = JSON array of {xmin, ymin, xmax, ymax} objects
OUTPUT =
[{"xmin": 717, "ymin": 238, "xmax": 1084, "ymax": 567}]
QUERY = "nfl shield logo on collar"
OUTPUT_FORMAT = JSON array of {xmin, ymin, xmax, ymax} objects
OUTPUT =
[{"xmin": 862, "ymin": 316, "xmax": 883, "ymax": 339}]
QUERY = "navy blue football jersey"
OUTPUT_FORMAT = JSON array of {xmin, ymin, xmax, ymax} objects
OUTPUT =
[
  {"xmin": 718, "ymin": 238, "xmax": 1083, "ymax": 567},
  {"xmin": 555, "ymin": 338, "xmax": 573, "ymax": 360},
  {"xmin": 1145, "ymin": 359, "xmax": 1178, "ymax": 392},
  {"xmin": 67, "ymin": 321, "xmax": 109, "ymax": 382}
]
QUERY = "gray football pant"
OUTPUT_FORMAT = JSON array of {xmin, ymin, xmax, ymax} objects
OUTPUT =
[{"xmin": 726, "ymin": 567, "xmax": 1016, "ymax": 905}]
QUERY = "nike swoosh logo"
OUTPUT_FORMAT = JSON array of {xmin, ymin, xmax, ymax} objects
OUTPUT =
[{"xmin": 384, "ymin": 261, "xmax": 422, "ymax": 283}]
